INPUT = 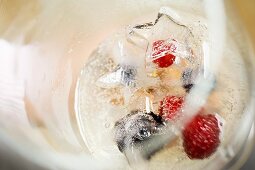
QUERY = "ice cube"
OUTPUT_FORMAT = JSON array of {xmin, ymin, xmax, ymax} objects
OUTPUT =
[
  {"xmin": 147, "ymin": 26, "xmax": 194, "ymax": 66},
  {"xmin": 97, "ymin": 64, "xmax": 137, "ymax": 88},
  {"xmin": 126, "ymin": 22, "xmax": 153, "ymax": 49},
  {"xmin": 112, "ymin": 36, "xmax": 145, "ymax": 67}
]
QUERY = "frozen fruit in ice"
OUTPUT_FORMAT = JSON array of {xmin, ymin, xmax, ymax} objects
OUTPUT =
[
  {"xmin": 153, "ymin": 54, "xmax": 176, "ymax": 68},
  {"xmin": 182, "ymin": 68, "xmax": 217, "ymax": 93},
  {"xmin": 182, "ymin": 68, "xmax": 196, "ymax": 92},
  {"xmin": 183, "ymin": 84, "xmax": 194, "ymax": 93},
  {"xmin": 182, "ymin": 112, "xmax": 220, "ymax": 159},
  {"xmin": 152, "ymin": 40, "xmax": 176, "ymax": 68},
  {"xmin": 114, "ymin": 110, "xmax": 164, "ymax": 154},
  {"xmin": 158, "ymin": 96, "xmax": 184, "ymax": 120},
  {"xmin": 119, "ymin": 65, "xmax": 137, "ymax": 87}
]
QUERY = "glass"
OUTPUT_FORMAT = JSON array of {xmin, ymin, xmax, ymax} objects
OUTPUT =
[{"xmin": 0, "ymin": 0, "xmax": 254, "ymax": 169}]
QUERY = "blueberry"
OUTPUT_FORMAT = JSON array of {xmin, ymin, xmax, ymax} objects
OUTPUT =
[
  {"xmin": 182, "ymin": 69, "xmax": 193, "ymax": 84},
  {"xmin": 182, "ymin": 69, "xmax": 195, "ymax": 92},
  {"xmin": 183, "ymin": 84, "xmax": 194, "ymax": 93},
  {"xmin": 116, "ymin": 65, "xmax": 137, "ymax": 87},
  {"xmin": 182, "ymin": 69, "xmax": 217, "ymax": 92},
  {"xmin": 114, "ymin": 111, "xmax": 164, "ymax": 157}
]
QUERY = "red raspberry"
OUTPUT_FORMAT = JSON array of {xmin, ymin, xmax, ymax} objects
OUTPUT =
[
  {"xmin": 158, "ymin": 96, "xmax": 184, "ymax": 120},
  {"xmin": 152, "ymin": 40, "xmax": 165, "ymax": 51},
  {"xmin": 152, "ymin": 40, "xmax": 176, "ymax": 68},
  {"xmin": 182, "ymin": 113, "xmax": 220, "ymax": 159}
]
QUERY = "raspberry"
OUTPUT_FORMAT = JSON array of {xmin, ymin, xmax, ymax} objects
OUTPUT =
[
  {"xmin": 152, "ymin": 40, "xmax": 165, "ymax": 51},
  {"xmin": 158, "ymin": 96, "xmax": 184, "ymax": 120},
  {"xmin": 152, "ymin": 40, "xmax": 176, "ymax": 68},
  {"xmin": 182, "ymin": 113, "xmax": 220, "ymax": 159}
]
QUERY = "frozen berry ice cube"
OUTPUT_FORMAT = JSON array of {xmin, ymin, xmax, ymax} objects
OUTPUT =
[
  {"xmin": 158, "ymin": 96, "xmax": 184, "ymax": 120},
  {"xmin": 151, "ymin": 40, "xmax": 176, "ymax": 68},
  {"xmin": 114, "ymin": 110, "xmax": 164, "ymax": 157}
]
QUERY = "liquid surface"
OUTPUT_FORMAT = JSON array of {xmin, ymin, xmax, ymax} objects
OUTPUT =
[
  {"xmin": 0, "ymin": 1, "xmax": 253, "ymax": 170},
  {"xmin": 76, "ymin": 6, "xmax": 249, "ymax": 170}
]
